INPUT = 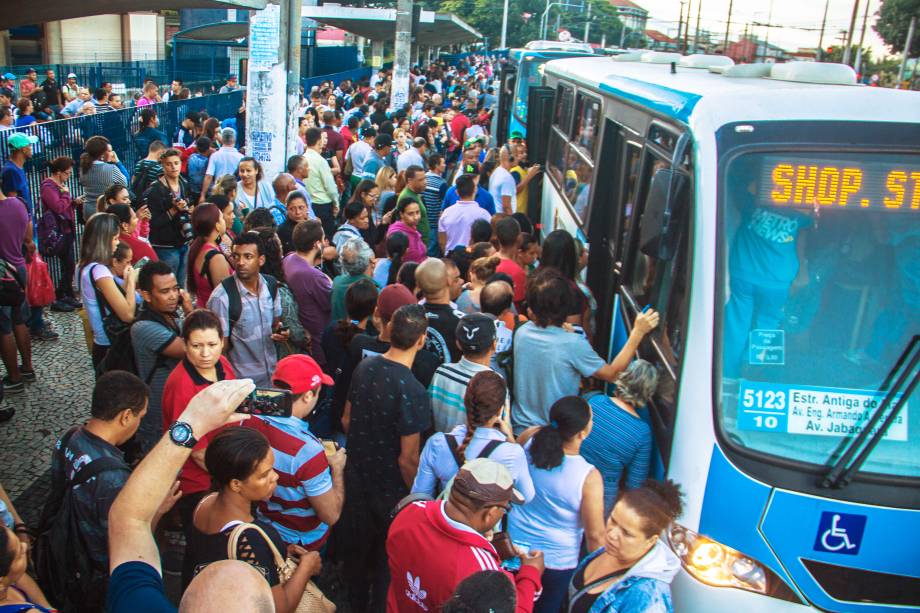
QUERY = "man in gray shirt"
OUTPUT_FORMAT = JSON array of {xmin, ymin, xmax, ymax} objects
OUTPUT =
[
  {"xmin": 207, "ymin": 232, "xmax": 286, "ymax": 386},
  {"xmin": 131, "ymin": 261, "xmax": 192, "ymax": 452}
]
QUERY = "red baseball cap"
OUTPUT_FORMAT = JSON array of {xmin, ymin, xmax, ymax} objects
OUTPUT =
[
  {"xmin": 272, "ymin": 354, "xmax": 333, "ymax": 394},
  {"xmin": 377, "ymin": 283, "xmax": 417, "ymax": 321}
]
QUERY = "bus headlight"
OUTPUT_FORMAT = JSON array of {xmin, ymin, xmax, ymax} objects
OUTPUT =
[{"xmin": 667, "ymin": 523, "xmax": 773, "ymax": 595}]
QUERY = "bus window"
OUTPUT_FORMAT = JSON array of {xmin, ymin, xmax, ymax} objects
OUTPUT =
[
  {"xmin": 572, "ymin": 94, "xmax": 601, "ymax": 158},
  {"xmin": 554, "ymin": 85, "xmax": 575, "ymax": 133},
  {"xmin": 547, "ymin": 128, "xmax": 567, "ymax": 189},
  {"xmin": 615, "ymin": 142, "xmax": 643, "ymax": 259},
  {"xmin": 622, "ymin": 153, "xmax": 693, "ymax": 465},
  {"xmin": 564, "ymin": 147, "xmax": 593, "ymax": 224}
]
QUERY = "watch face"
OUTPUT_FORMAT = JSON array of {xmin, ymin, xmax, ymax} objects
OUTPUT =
[{"xmin": 171, "ymin": 422, "xmax": 193, "ymax": 444}]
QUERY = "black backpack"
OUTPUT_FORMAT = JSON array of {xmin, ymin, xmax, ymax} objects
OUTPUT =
[
  {"xmin": 445, "ymin": 435, "xmax": 504, "ymax": 469},
  {"xmin": 33, "ymin": 428, "xmax": 131, "ymax": 612},
  {"xmin": 494, "ymin": 315, "xmax": 527, "ymax": 403},
  {"xmin": 220, "ymin": 273, "xmax": 278, "ymax": 350},
  {"xmin": 96, "ymin": 308, "xmax": 170, "ymax": 382},
  {"xmin": 0, "ymin": 259, "xmax": 25, "ymax": 307}
]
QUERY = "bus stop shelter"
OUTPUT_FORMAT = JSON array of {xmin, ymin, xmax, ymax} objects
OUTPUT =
[{"xmin": 0, "ymin": 0, "xmax": 267, "ymax": 31}]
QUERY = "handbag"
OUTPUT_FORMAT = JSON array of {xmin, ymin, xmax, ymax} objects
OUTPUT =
[
  {"xmin": 26, "ymin": 255, "xmax": 56, "ymax": 307},
  {"xmin": 226, "ymin": 522, "xmax": 336, "ymax": 613},
  {"xmin": 37, "ymin": 208, "xmax": 69, "ymax": 257}
]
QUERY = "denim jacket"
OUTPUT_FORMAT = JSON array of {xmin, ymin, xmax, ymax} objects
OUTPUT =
[{"xmin": 568, "ymin": 540, "xmax": 680, "ymax": 613}]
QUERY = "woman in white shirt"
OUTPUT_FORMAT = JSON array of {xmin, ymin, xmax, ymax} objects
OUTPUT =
[
  {"xmin": 509, "ymin": 396, "xmax": 606, "ymax": 613},
  {"xmin": 234, "ymin": 157, "xmax": 275, "ymax": 217},
  {"xmin": 412, "ymin": 371, "xmax": 534, "ymax": 502},
  {"xmin": 78, "ymin": 213, "xmax": 137, "ymax": 368}
]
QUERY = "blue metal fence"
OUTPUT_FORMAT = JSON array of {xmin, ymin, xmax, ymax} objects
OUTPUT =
[
  {"xmin": 0, "ymin": 61, "xmax": 214, "ymax": 91},
  {"xmin": 0, "ymin": 91, "xmax": 243, "ymax": 282}
]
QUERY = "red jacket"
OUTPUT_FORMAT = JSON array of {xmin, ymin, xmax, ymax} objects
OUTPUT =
[{"xmin": 386, "ymin": 500, "xmax": 541, "ymax": 612}]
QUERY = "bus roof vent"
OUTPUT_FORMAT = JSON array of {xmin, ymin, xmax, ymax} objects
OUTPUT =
[
  {"xmin": 641, "ymin": 51, "xmax": 683, "ymax": 64},
  {"xmin": 679, "ymin": 54, "xmax": 735, "ymax": 70},
  {"xmin": 721, "ymin": 63, "xmax": 773, "ymax": 78},
  {"xmin": 612, "ymin": 51, "xmax": 645, "ymax": 62},
  {"xmin": 770, "ymin": 62, "xmax": 857, "ymax": 85}
]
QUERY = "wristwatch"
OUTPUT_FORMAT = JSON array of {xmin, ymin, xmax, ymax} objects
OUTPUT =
[{"xmin": 168, "ymin": 421, "xmax": 198, "ymax": 448}]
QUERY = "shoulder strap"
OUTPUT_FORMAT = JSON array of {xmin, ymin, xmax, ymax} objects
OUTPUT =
[
  {"xmin": 226, "ymin": 522, "xmax": 285, "ymax": 570},
  {"xmin": 201, "ymin": 246, "xmax": 222, "ymax": 287},
  {"xmin": 88, "ymin": 264, "xmax": 112, "ymax": 319},
  {"xmin": 221, "ymin": 275, "xmax": 242, "ymax": 329},
  {"xmin": 477, "ymin": 439, "xmax": 504, "ymax": 459},
  {"xmin": 262, "ymin": 274, "xmax": 278, "ymax": 301},
  {"xmin": 444, "ymin": 433, "xmax": 464, "ymax": 469},
  {"xmin": 70, "ymin": 456, "xmax": 129, "ymax": 489},
  {"xmin": 569, "ymin": 565, "xmax": 628, "ymax": 607}
]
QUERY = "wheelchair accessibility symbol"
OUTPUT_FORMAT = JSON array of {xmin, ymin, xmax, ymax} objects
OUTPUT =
[{"xmin": 813, "ymin": 511, "xmax": 867, "ymax": 555}]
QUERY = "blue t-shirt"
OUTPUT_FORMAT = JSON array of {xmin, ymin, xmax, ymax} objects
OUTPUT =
[
  {"xmin": 107, "ymin": 561, "xmax": 175, "ymax": 613},
  {"xmin": 729, "ymin": 206, "xmax": 811, "ymax": 289},
  {"xmin": 581, "ymin": 394, "xmax": 652, "ymax": 514},
  {"xmin": 1, "ymin": 161, "xmax": 31, "ymax": 215},
  {"xmin": 511, "ymin": 323, "xmax": 607, "ymax": 433},
  {"xmin": 441, "ymin": 185, "xmax": 495, "ymax": 216}
]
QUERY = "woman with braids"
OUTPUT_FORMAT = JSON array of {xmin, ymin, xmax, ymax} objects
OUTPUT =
[
  {"xmin": 509, "ymin": 396, "xmax": 606, "ymax": 613},
  {"xmin": 565, "ymin": 480, "xmax": 683, "ymax": 613},
  {"xmin": 411, "ymin": 371, "xmax": 534, "ymax": 501}
]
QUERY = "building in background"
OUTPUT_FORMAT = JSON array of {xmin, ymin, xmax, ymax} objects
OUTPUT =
[{"xmin": 608, "ymin": 0, "xmax": 648, "ymax": 48}]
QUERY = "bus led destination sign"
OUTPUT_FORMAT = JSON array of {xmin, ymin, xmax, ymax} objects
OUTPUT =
[{"xmin": 758, "ymin": 154, "xmax": 920, "ymax": 211}]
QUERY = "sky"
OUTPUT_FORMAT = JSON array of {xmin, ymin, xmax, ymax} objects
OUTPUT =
[{"xmin": 636, "ymin": 0, "xmax": 894, "ymax": 58}]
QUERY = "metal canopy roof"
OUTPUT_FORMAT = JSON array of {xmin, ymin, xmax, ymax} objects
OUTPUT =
[
  {"xmin": 174, "ymin": 21, "xmax": 250, "ymax": 41},
  {"xmin": 301, "ymin": 4, "xmax": 482, "ymax": 45},
  {"xmin": 0, "ymin": 0, "xmax": 266, "ymax": 32}
]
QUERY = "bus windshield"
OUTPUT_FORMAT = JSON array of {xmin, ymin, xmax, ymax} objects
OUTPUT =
[
  {"xmin": 514, "ymin": 58, "xmax": 543, "ymax": 123},
  {"xmin": 717, "ymin": 151, "xmax": 920, "ymax": 479}
]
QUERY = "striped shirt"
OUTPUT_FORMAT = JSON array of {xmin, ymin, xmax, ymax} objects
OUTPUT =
[
  {"xmin": 581, "ymin": 394, "xmax": 652, "ymax": 514},
  {"xmin": 246, "ymin": 415, "xmax": 333, "ymax": 549},
  {"xmin": 428, "ymin": 358, "xmax": 494, "ymax": 433},
  {"xmin": 422, "ymin": 171, "xmax": 447, "ymax": 238}
]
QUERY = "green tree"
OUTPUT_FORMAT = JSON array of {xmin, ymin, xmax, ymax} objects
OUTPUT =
[{"xmin": 874, "ymin": 0, "xmax": 920, "ymax": 55}]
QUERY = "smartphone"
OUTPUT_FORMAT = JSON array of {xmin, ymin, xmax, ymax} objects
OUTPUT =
[
  {"xmin": 135, "ymin": 256, "xmax": 151, "ymax": 269},
  {"xmin": 236, "ymin": 388, "xmax": 293, "ymax": 417},
  {"xmin": 500, "ymin": 540, "xmax": 530, "ymax": 572}
]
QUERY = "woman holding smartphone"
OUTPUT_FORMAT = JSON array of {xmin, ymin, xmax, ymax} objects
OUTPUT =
[
  {"xmin": 108, "ymin": 203, "xmax": 159, "ymax": 265},
  {"xmin": 161, "ymin": 309, "xmax": 237, "ymax": 586},
  {"xmin": 41, "ymin": 156, "xmax": 85, "ymax": 311},
  {"xmin": 78, "ymin": 213, "xmax": 137, "ymax": 367}
]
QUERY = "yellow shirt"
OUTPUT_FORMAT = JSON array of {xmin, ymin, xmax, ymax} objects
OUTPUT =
[{"xmin": 510, "ymin": 164, "xmax": 528, "ymax": 213}]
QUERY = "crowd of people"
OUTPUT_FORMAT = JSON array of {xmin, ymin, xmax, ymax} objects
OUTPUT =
[{"xmin": 0, "ymin": 55, "xmax": 686, "ymax": 613}]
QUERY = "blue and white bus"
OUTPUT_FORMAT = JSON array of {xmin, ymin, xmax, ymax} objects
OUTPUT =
[
  {"xmin": 492, "ymin": 41, "xmax": 596, "ymax": 143},
  {"xmin": 532, "ymin": 52, "xmax": 920, "ymax": 611}
]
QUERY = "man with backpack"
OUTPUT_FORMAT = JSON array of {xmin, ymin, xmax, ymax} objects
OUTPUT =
[
  {"xmin": 207, "ymin": 231, "xmax": 287, "ymax": 386},
  {"xmin": 0, "ymin": 186, "xmax": 35, "ymax": 402},
  {"xmin": 428, "ymin": 313, "xmax": 500, "ymax": 433},
  {"xmin": 131, "ymin": 261, "xmax": 193, "ymax": 453},
  {"xmin": 34, "ymin": 371, "xmax": 151, "ymax": 612}
]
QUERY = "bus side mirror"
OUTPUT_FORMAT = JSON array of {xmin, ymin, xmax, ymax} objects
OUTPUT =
[{"xmin": 639, "ymin": 169, "xmax": 689, "ymax": 261}]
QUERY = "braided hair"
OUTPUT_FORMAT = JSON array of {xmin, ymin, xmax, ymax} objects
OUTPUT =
[{"xmin": 456, "ymin": 371, "xmax": 507, "ymax": 463}]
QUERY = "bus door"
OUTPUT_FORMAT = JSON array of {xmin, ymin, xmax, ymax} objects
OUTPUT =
[
  {"xmin": 524, "ymin": 86, "xmax": 555, "ymax": 225},
  {"xmin": 493, "ymin": 64, "xmax": 517, "ymax": 145},
  {"xmin": 610, "ymin": 127, "xmax": 693, "ymax": 476},
  {"xmin": 584, "ymin": 119, "xmax": 639, "ymax": 356}
]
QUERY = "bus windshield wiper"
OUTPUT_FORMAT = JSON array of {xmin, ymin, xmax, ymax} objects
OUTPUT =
[{"xmin": 821, "ymin": 335, "xmax": 920, "ymax": 490}]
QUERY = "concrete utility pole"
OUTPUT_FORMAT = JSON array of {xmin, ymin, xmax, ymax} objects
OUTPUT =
[
  {"xmin": 723, "ymin": 0, "xmax": 733, "ymax": 50},
  {"xmin": 854, "ymin": 0, "xmax": 871, "ymax": 75},
  {"xmin": 391, "ymin": 0, "xmax": 413, "ymax": 111},
  {"xmin": 842, "ymin": 0, "xmax": 860, "ymax": 66},
  {"xmin": 246, "ymin": 0, "xmax": 302, "ymax": 180},
  {"xmin": 583, "ymin": 1, "xmax": 591, "ymax": 43},
  {"xmin": 817, "ymin": 0, "xmax": 830, "ymax": 60},
  {"xmin": 897, "ymin": 15, "xmax": 916, "ymax": 87},
  {"xmin": 501, "ymin": 0, "xmax": 510, "ymax": 48},
  {"xmin": 693, "ymin": 0, "xmax": 702, "ymax": 53}
]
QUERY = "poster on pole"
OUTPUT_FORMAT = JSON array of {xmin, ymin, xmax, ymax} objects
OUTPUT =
[{"xmin": 250, "ymin": 4, "xmax": 281, "ymax": 71}]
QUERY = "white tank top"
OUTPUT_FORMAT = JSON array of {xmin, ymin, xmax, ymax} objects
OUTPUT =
[{"xmin": 507, "ymin": 443, "xmax": 595, "ymax": 569}]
